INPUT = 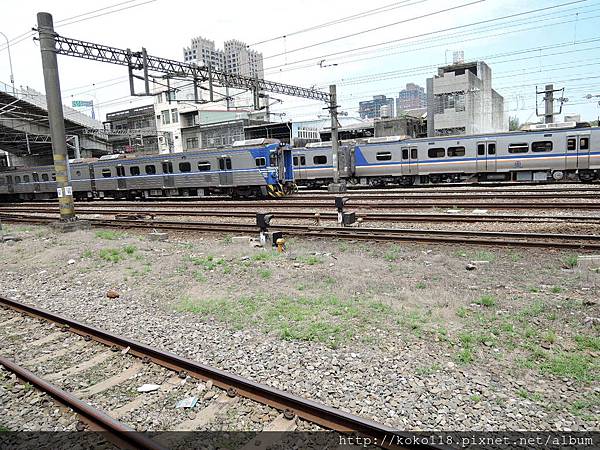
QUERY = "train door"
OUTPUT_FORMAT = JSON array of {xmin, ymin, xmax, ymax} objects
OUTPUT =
[
  {"xmin": 577, "ymin": 134, "xmax": 591, "ymax": 169},
  {"xmin": 294, "ymin": 154, "xmax": 307, "ymax": 180},
  {"xmin": 476, "ymin": 142, "xmax": 496, "ymax": 172},
  {"xmin": 89, "ymin": 164, "xmax": 97, "ymax": 192},
  {"xmin": 408, "ymin": 147, "xmax": 419, "ymax": 175},
  {"xmin": 116, "ymin": 165, "xmax": 126, "ymax": 189},
  {"xmin": 6, "ymin": 175, "xmax": 13, "ymax": 193},
  {"xmin": 162, "ymin": 161, "xmax": 174, "ymax": 188},
  {"xmin": 32, "ymin": 173, "xmax": 41, "ymax": 193},
  {"xmin": 218, "ymin": 157, "xmax": 233, "ymax": 185}
]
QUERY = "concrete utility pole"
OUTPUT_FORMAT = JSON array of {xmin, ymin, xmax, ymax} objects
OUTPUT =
[
  {"xmin": 37, "ymin": 12, "xmax": 76, "ymax": 221},
  {"xmin": 0, "ymin": 31, "xmax": 15, "ymax": 95},
  {"xmin": 544, "ymin": 84, "xmax": 554, "ymax": 124},
  {"xmin": 328, "ymin": 84, "xmax": 346, "ymax": 192}
]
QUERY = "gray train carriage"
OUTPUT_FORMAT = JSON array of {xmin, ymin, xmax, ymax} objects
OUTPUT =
[
  {"xmin": 354, "ymin": 123, "xmax": 598, "ymax": 185},
  {"xmin": 291, "ymin": 143, "xmax": 353, "ymax": 187},
  {"xmin": 0, "ymin": 140, "xmax": 295, "ymax": 201}
]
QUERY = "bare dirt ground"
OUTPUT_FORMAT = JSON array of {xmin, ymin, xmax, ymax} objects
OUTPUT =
[{"xmin": 0, "ymin": 223, "xmax": 598, "ymax": 431}]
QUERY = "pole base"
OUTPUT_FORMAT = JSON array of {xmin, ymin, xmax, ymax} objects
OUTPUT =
[
  {"xmin": 327, "ymin": 183, "xmax": 347, "ymax": 193},
  {"xmin": 49, "ymin": 219, "xmax": 91, "ymax": 233}
]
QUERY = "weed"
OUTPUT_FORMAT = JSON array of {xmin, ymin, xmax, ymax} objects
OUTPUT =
[
  {"xmin": 516, "ymin": 388, "xmax": 528, "ymax": 399},
  {"xmin": 98, "ymin": 248, "xmax": 123, "ymax": 263},
  {"xmin": 415, "ymin": 281, "xmax": 426, "ymax": 289},
  {"xmin": 223, "ymin": 235, "xmax": 233, "ymax": 244},
  {"xmin": 415, "ymin": 363, "xmax": 441, "ymax": 376},
  {"xmin": 123, "ymin": 244, "xmax": 137, "ymax": 255},
  {"xmin": 384, "ymin": 245, "xmax": 400, "ymax": 262},
  {"xmin": 193, "ymin": 271, "xmax": 206, "ymax": 282},
  {"xmin": 323, "ymin": 275, "xmax": 336, "ymax": 286},
  {"xmin": 550, "ymin": 286, "xmax": 563, "ymax": 294},
  {"xmin": 542, "ymin": 331, "xmax": 557, "ymax": 344},
  {"xmin": 501, "ymin": 322, "xmax": 515, "ymax": 333},
  {"xmin": 456, "ymin": 348, "xmax": 474, "ymax": 364},
  {"xmin": 223, "ymin": 265, "xmax": 232, "ymax": 275},
  {"xmin": 95, "ymin": 230, "xmax": 123, "ymax": 240},
  {"xmin": 475, "ymin": 295, "xmax": 496, "ymax": 307},
  {"xmin": 563, "ymin": 255, "xmax": 579, "ymax": 269},
  {"xmin": 190, "ymin": 255, "xmax": 225, "ymax": 271},
  {"xmin": 456, "ymin": 306, "xmax": 468, "ymax": 318},
  {"xmin": 82, "ymin": 249, "xmax": 93, "ymax": 258},
  {"xmin": 473, "ymin": 250, "xmax": 495, "ymax": 262},
  {"xmin": 509, "ymin": 252, "xmax": 522, "ymax": 262},
  {"xmin": 470, "ymin": 394, "xmax": 481, "ymax": 402},
  {"xmin": 519, "ymin": 300, "xmax": 545, "ymax": 319},
  {"xmin": 0, "ymin": 425, "xmax": 9, "ymax": 432},
  {"xmin": 252, "ymin": 251, "xmax": 279, "ymax": 262},
  {"xmin": 258, "ymin": 268, "xmax": 272, "ymax": 279},
  {"xmin": 298, "ymin": 255, "xmax": 322, "ymax": 265},
  {"xmin": 528, "ymin": 287, "xmax": 540, "ymax": 293},
  {"xmin": 459, "ymin": 332, "xmax": 474, "ymax": 347},
  {"xmin": 338, "ymin": 242, "xmax": 349, "ymax": 252}
]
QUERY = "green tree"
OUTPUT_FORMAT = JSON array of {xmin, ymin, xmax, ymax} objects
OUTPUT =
[{"xmin": 509, "ymin": 116, "xmax": 520, "ymax": 131}]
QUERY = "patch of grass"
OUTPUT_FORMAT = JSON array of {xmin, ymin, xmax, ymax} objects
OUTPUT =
[
  {"xmin": 516, "ymin": 388, "xmax": 543, "ymax": 401},
  {"xmin": 252, "ymin": 251, "xmax": 280, "ymax": 262},
  {"xmin": 176, "ymin": 294, "xmax": 392, "ymax": 348},
  {"xmin": 323, "ymin": 275, "xmax": 336, "ymax": 286},
  {"xmin": 193, "ymin": 271, "xmax": 206, "ymax": 282},
  {"xmin": 459, "ymin": 332, "xmax": 475, "ymax": 347},
  {"xmin": 98, "ymin": 248, "xmax": 123, "ymax": 263},
  {"xmin": 415, "ymin": 281, "xmax": 426, "ymax": 289},
  {"xmin": 190, "ymin": 255, "xmax": 225, "ymax": 271},
  {"xmin": 539, "ymin": 353, "xmax": 597, "ymax": 382},
  {"xmin": 338, "ymin": 242, "xmax": 349, "ymax": 252},
  {"xmin": 123, "ymin": 244, "xmax": 137, "ymax": 255},
  {"xmin": 542, "ymin": 331, "xmax": 557, "ymax": 344},
  {"xmin": 475, "ymin": 295, "xmax": 496, "ymax": 307},
  {"xmin": 298, "ymin": 255, "xmax": 322, "ymax": 265},
  {"xmin": 82, "ymin": 249, "xmax": 93, "ymax": 258},
  {"xmin": 528, "ymin": 286, "xmax": 540, "ymax": 293},
  {"xmin": 470, "ymin": 394, "xmax": 481, "ymax": 402},
  {"xmin": 415, "ymin": 363, "xmax": 441, "ymax": 376},
  {"xmin": 509, "ymin": 252, "xmax": 522, "ymax": 262},
  {"xmin": 575, "ymin": 335, "xmax": 600, "ymax": 351},
  {"xmin": 95, "ymin": 230, "xmax": 123, "ymax": 240},
  {"xmin": 570, "ymin": 394, "xmax": 599, "ymax": 418},
  {"xmin": 258, "ymin": 268, "xmax": 272, "ymax": 279},
  {"xmin": 384, "ymin": 245, "xmax": 401, "ymax": 262},
  {"xmin": 0, "ymin": 425, "xmax": 9, "ymax": 432},
  {"xmin": 457, "ymin": 348, "xmax": 474, "ymax": 364},
  {"xmin": 550, "ymin": 286, "xmax": 563, "ymax": 294},
  {"xmin": 222, "ymin": 235, "xmax": 233, "ymax": 244},
  {"xmin": 563, "ymin": 254, "xmax": 579, "ymax": 269},
  {"xmin": 519, "ymin": 300, "xmax": 545, "ymax": 319},
  {"xmin": 456, "ymin": 306, "xmax": 468, "ymax": 318},
  {"xmin": 473, "ymin": 250, "xmax": 495, "ymax": 262}
]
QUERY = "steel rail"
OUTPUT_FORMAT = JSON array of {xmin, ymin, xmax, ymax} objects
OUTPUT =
[
  {"xmin": 2, "ymin": 213, "xmax": 600, "ymax": 249},
  {"xmin": 2, "ymin": 206, "xmax": 600, "ymax": 224},
  {"xmin": 0, "ymin": 296, "xmax": 435, "ymax": 450},
  {"xmin": 4, "ymin": 200, "xmax": 600, "ymax": 209},
  {"xmin": 0, "ymin": 355, "xmax": 167, "ymax": 450}
]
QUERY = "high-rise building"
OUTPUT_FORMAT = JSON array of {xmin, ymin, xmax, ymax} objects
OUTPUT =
[
  {"xmin": 358, "ymin": 95, "xmax": 395, "ymax": 119},
  {"xmin": 396, "ymin": 83, "xmax": 427, "ymax": 114},
  {"xmin": 426, "ymin": 61, "xmax": 506, "ymax": 136},
  {"xmin": 183, "ymin": 36, "xmax": 263, "ymax": 78}
]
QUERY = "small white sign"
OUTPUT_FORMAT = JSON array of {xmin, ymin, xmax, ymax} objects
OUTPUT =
[
  {"xmin": 56, "ymin": 188, "xmax": 63, "ymax": 198},
  {"xmin": 64, "ymin": 186, "xmax": 73, "ymax": 196}
]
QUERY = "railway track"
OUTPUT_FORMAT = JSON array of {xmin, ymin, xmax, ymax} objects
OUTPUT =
[
  {"xmin": 1, "ymin": 206, "xmax": 599, "ymax": 225},
  {"xmin": 0, "ymin": 296, "xmax": 423, "ymax": 450},
  {"xmin": 2, "ymin": 213, "xmax": 600, "ymax": 249}
]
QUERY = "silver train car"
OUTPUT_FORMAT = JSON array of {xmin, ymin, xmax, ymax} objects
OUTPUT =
[
  {"xmin": 0, "ymin": 139, "xmax": 294, "ymax": 200},
  {"xmin": 292, "ymin": 122, "xmax": 599, "ymax": 186}
]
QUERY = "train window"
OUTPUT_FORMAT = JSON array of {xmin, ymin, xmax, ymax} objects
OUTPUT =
[
  {"xmin": 15, "ymin": 176, "xmax": 21, "ymax": 183},
  {"xmin": 32, "ymin": 173, "xmax": 39, "ymax": 182},
  {"xmin": 23, "ymin": 175, "xmax": 30, "ymax": 183},
  {"xmin": 314, "ymin": 155, "xmax": 327, "ymax": 165},
  {"xmin": 402, "ymin": 149, "xmax": 408, "ymax": 160},
  {"xmin": 145, "ymin": 165, "xmax": 156, "ymax": 175},
  {"xmin": 567, "ymin": 138, "xmax": 576, "ymax": 151},
  {"xmin": 293, "ymin": 156, "xmax": 298, "ymax": 165},
  {"xmin": 477, "ymin": 144, "xmax": 485, "ymax": 156},
  {"xmin": 508, "ymin": 143, "xmax": 528, "ymax": 154},
  {"xmin": 198, "ymin": 162, "xmax": 211, "ymax": 171},
  {"xmin": 488, "ymin": 143, "xmax": 496, "ymax": 155},
  {"xmin": 51, "ymin": 173, "xmax": 56, "ymax": 181},
  {"xmin": 300, "ymin": 156, "xmax": 306, "ymax": 165},
  {"xmin": 447, "ymin": 146, "xmax": 465, "ymax": 157},
  {"xmin": 580, "ymin": 137, "xmax": 590, "ymax": 150},
  {"xmin": 226, "ymin": 159, "xmax": 232, "ymax": 170},
  {"xmin": 255, "ymin": 157, "xmax": 266, "ymax": 167},
  {"xmin": 179, "ymin": 162, "xmax": 191, "ymax": 173},
  {"xmin": 75, "ymin": 171, "xmax": 81, "ymax": 176},
  {"xmin": 101, "ymin": 168, "xmax": 112, "ymax": 178},
  {"xmin": 411, "ymin": 148, "xmax": 417, "ymax": 159},
  {"xmin": 162, "ymin": 162, "xmax": 173, "ymax": 174},
  {"xmin": 428, "ymin": 148, "xmax": 445, "ymax": 158},
  {"xmin": 130, "ymin": 166, "xmax": 141, "ymax": 176},
  {"xmin": 376, "ymin": 152, "xmax": 392, "ymax": 161},
  {"xmin": 42, "ymin": 174, "xmax": 49, "ymax": 182},
  {"xmin": 531, "ymin": 141, "xmax": 553, "ymax": 152}
]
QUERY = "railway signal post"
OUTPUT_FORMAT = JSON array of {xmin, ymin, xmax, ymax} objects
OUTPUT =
[
  {"xmin": 328, "ymin": 84, "xmax": 346, "ymax": 193},
  {"xmin": 37, "ymin": 12, "xmax": 82, "ymax": 229}
]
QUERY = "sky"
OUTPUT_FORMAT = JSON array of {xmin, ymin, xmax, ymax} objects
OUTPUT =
[{"xmin": 1, "ymin": 0, "xmax": 600, "ymax": 125}]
